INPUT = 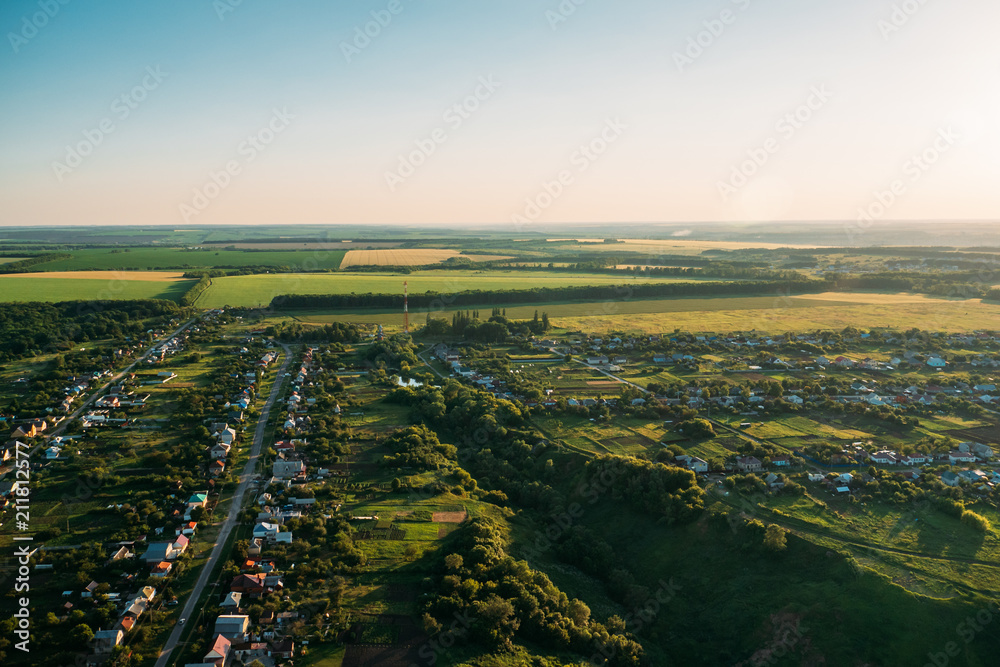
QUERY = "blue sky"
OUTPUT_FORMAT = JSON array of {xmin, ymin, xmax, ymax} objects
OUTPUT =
[{"xmin": 1, "ymin": 0, "xmax": 997, "ymax": 226}]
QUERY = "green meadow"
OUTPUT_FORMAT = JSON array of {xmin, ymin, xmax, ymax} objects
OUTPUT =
[
  {"xmin": 0, "ymin": 275, "xmax": 196, "ymax": 302},
  {"xmin": 194, "ymin": 271, "xmax": 714, "ymax": 308},
  {"xmin": 31, "ymin": 247, "xmax": 348, "ymax": 271}
]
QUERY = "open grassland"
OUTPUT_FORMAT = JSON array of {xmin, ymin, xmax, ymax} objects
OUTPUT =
[
  {"xmin": 340, "ymin": 248, "xmax": 511, "ymax": 267},
  {"xmin": 282, "ymin": 291, "xmax": 1000, "ymax": 334},
  {"xmin": 0, "ymin": 274, "xmax": 195, "ymax": 302},
  {"xmin": 0, "ymin": 256, "xmax": 29, "ymax": 264},
  {"xmin": 30, "ymin": 247, "xmax": 347, "ymax": 271},
  {"xmin": 750, "ymin": 491, "xmax": 1000, "ymax": 593},
  {"xmin": 195, "ymin": 270, "xmax": 716, "ymax": 308}
]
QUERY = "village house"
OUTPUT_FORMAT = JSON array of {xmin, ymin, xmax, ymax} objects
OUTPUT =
[
  {"xmin": 214, "ymin": 614, "xmax": 250, "ymax": 640},
  {"xmin": 150, "ymin": 561, "xmax": 172, "ymax": 578},
  {"xmin": 92, "ymin": 629, "xmax": 124, "ymax": 654},
  {"xmin": 203, "ymin": 634, "xmax": 232, "ymax": 666},
  {"xmin": 141, "ymin": 542, "xmax": 178, "ymax": 564},
  {"xmin": 230, "ymin": 573, "xmax": 267, "ymax": 596},
  {"xmin": 949, "ymin": 451, "xmax": 978, "ymax": 465},
  {"xmin": 272, "ymin": 458, "xmax": 306, "ymax": 479},
  {"xmin": 870, "ymin": 451, "xmax": 898, "ymax": 465}
]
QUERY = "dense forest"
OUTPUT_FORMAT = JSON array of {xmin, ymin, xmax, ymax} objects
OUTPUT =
[{"xmin": 0, "ymin": 300, "xmax": 183, "ymax": 363}]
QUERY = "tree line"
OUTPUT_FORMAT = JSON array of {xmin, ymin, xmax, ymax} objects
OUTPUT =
[
  {"xmin": 270, "ymin": 278, "xmax": 821, "ymax": 311},
  {"xmin": 0, "ymin": 253, "xmax": 72, "ymax": 274}
]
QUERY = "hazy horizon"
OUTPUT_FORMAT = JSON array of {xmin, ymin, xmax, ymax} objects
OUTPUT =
[{"xmin": 2, "ymin": 1, "xmax": 998, "ymax": 227}]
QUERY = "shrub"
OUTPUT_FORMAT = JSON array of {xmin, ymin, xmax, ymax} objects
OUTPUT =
[{"xmin": 961, "ymin": 510, "xmax": 990, "ymax": 532}]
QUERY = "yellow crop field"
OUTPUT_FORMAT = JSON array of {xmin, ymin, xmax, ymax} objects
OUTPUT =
[
  {"xmin": 340, "ymin": 249, "xmax": 510, "ymax": 268},
  {"xmin": 7, "ymin": 271, "xmax": 188, "ymax": 281}
]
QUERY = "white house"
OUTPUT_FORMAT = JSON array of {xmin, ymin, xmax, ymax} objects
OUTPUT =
[
  {"xmin": 949, "ymin": 451, "xmax": 977, "ymax": 465},
  {"xmin": 253, "ymin": 522, "xmax": 279, "ymax": 540},
  {"xmin": 687, "ymin": 457, "xmax": 708, "ymax": 473}
]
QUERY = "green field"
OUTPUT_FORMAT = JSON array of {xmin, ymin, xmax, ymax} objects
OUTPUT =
[
  {"xmin": 284, "ymin": 294, "xmax": 847, "ymax": 324},
  {"xmin": 194, "ymin": 271, "xmax": 717, "ymax": 308},
  {"xmin": 730, "ymin": 415, "xmax": 876, "ymax": 442},
  {"xmin": 0, "ymin": 256, "xmax": 28, "ymax": 264},
  {"xmin": 31, "ymin": 247, "xmax": 348, "ymax": 271},
  {"xmin": 274, "ymin": 291, "xmax": 1000, "ymax": 335},
  {"xmin": 0, "ymin": 275, "xmax": 195, "ymax": 302},
  {"xmin": 534, "ymin": 414, "xmax": 670, "ymax": 456}
]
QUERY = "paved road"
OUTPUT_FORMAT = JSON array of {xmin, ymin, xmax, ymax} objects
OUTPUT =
[
  {"xmin": 0, "ymin": 317, "xmax": 197, "ymax": 475},
  {"xmin": 417, "ymin": 348, "xmax": 447, "ymax": 379},
  {"xmin": 48, "ymin": 317, "xmax": 198, "ymax": 439},
  {"xmin": 573, "ymin": 358, "xmax": 649, "ymax": 394},
  {"xmin": 153, "ymin": 343, "xmax": 292, "ymax": 667}
]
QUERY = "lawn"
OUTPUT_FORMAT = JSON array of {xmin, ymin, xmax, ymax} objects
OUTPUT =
[
  {"xmin": 0, "ymin": 274, "xmax": 196, "ymax": 302},
  {"xmin": 195, "ymin": 271, "xmax": 716, "ymax": 308}
]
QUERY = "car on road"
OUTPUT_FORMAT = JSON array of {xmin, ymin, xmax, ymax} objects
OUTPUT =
[{"xmin": 179, "ymin": 618, "xmax": 186, "ymax": 625}]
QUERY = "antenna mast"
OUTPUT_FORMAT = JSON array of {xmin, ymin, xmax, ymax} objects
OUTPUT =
[{"xmin": 403, "ymin": 281, "xmax": 409, "ymax": 334}]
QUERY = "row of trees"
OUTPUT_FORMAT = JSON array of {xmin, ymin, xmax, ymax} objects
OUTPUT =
[{"xmin": 271, "ymin": 278, "xmax": 820, "ymax": 311}]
